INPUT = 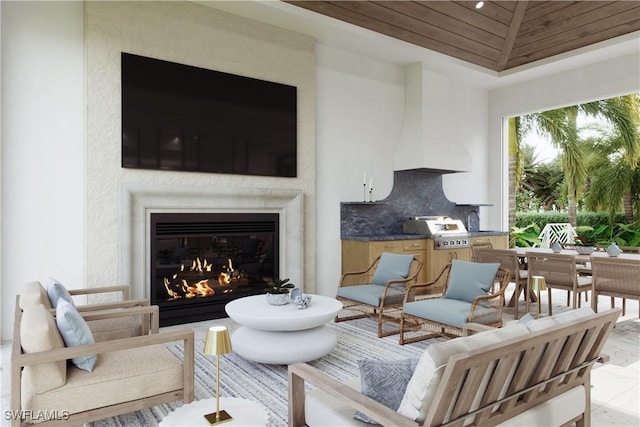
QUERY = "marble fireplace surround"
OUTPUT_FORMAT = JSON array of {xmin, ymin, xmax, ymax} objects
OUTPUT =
[{"xmin": 120, "ymin": 183, "xmax": 304, "ymax": 301}]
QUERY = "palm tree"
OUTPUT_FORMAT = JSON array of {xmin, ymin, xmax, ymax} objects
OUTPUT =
[
  {"xmin": 585, "ymin": 126, "xmax": 640, "ymax": 224},
  {"xmin": 512, "ymin": 94, "xmax": 639, "ymax": 227}
]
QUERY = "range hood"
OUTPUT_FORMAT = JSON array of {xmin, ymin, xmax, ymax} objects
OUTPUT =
[{"xmin": 394, "ymin": 63, "xmax": 472, "ymax": 174}]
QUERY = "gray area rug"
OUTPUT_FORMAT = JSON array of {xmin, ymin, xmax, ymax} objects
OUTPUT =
[{"xmin": 85, "ymin": 318, "xmax": 442, "ymax": 427}]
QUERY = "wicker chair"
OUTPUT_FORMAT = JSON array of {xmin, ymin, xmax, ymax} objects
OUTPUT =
[
  {"xmin": 595, "ymin": 245, "xmax": 640, "ymax": 313},
  {"xmin": 591, "ymin": 256, "xmax": 640, "ymax": 318},
  {"xmin": 526, "ymin": 252, "xmax": 592, "ymax": 316},
  {"xmin": 475, "ymin": 248, "xmax": 530, "ymax": 319},
  {"xmin": 470, "ymin": 239, "xmax": 492, "ymax": 262},
  {"xmin": 399, "ymin": 260, "xmax": 510, "ymax": 344},
  {"xmin": 336, "ymin": 252, "xmax": 423, "ymax": 338}
]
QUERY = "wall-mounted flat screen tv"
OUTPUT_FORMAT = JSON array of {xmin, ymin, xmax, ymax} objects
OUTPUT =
[{"xmin": 121, "ymin": 53, "xmax": 297, "ymax": 177}]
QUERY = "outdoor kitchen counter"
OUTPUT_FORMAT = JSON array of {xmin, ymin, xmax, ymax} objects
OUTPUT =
[
  {"xmin": 341, "ymin": 232, "xmax": 509, "ymax": 287},
  {"xmin": 340, "ymin": 231, "xmax": 508, "ymax": 241}
]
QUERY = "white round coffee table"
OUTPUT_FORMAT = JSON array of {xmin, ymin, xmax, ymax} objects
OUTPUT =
[
  {"xmin": 225, "ymin": 294, "xmax": 342, "ymax": 364},
  {"xmin": 159, "ymin": 397, "xmax": 270, "ymax": 426}
]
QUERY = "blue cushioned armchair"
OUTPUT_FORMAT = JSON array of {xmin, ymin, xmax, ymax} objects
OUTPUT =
[
  {"xmin": 336, "ymin": 252, "xmax": 423, "ymax": 338},
  {"xmin": 399, "ymin": 260, "xmax": 510, "ymax": 344}
]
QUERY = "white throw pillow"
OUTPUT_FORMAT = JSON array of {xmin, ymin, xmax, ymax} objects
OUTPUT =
[
  {"xmin": 397, "ymin": 323, "xmax": 530, "ymax": 423},
  {"xmin": 19, "ymin": 281, "xmax": 52, "ymax": 309}
]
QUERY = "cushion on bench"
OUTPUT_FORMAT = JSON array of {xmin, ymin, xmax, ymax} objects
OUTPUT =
[
  {"xmin": 495, "ymin": 385, "xmax": 585, "ymax": 427},
  {"xmin": 305, "ymin": 378, "xmax": 371, "ymax": 427}
]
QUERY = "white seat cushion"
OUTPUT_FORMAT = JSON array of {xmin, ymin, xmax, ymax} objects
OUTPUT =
[
  {"xmin": 305, "ymin": 378, "xmax": 371, "ymax": 427},
  {"xmin": 496, "ymin": 385, "xmax": 585, "ymax": 427},
  {"xmin": 22, "ymin": 344, "xmax": 184, "ymax": 418}
]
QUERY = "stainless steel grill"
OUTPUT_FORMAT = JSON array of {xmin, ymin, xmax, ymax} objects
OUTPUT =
[{"xmin": 402, "ymin": 216, "xmax": 470, "ymax": 249}]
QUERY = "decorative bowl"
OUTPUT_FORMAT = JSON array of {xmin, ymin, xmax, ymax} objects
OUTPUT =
[{"xmin": 575, "ymin": 246, "xmax": 594, "ymax": 255}]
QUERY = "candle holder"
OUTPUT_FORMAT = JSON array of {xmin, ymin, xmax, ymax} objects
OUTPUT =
[{"xmin": 363, "ymin": 183, "xmax": 367, "ymax": 202}]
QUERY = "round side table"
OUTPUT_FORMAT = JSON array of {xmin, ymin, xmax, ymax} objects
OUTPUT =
[{"xmin": 159, "ymin": 397, "xmax": 271, "ymax": 426}]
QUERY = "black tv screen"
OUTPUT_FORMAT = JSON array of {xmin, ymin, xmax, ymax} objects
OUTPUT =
[{"xmin": 121, "ymin": 53, "xmax": 297, "ymax": 177}]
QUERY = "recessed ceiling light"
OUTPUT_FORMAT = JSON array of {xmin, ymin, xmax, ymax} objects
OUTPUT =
[{"xmin": 475, "ymin": 1, "xmax": 485, "ymax": 9}]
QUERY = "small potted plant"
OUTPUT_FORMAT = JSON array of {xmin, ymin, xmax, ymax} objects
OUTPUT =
[{"xmin": 265, "ymin": 278, "xmax": 295, "ymax": 305}]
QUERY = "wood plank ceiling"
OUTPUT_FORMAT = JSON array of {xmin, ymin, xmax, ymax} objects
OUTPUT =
[{"xmin": 285, "ymin": 1, "xmax": 640, "ymax": 71}]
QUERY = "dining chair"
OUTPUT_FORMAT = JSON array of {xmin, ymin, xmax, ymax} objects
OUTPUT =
[
  {"xmin": 470, "ymin": 239, "xmax": 492, "ymax": 262},
  {"xmin": 474, "ymin": 248, "xmax": 529, "ymax": 319},
  {"xmin": 595, "ymin": 246, "xmax": 640, "ymax": 313},
  {"xmin": 591, "ymin": 256, "xmax": 640, "ymax": 317},
  {"xmin": 526, "ymin": 252, "xmax": 592, "ymax": 316}
]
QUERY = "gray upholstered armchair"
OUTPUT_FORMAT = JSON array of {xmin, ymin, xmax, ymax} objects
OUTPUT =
[{"xmin": 336, "ymin": 252, "xmax": 423, "ymax": 338}]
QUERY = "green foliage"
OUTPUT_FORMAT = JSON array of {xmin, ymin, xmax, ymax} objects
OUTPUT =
[
  {"xmin": 515, "ymin": 211, "xmax": 626, "ymax": 230},
  {"xmin": 509, "ymin": 223, "xmax": 541, "ymax": 248},
  {"xmin": 576, "ymin": 222, "xmax": 640, "ymax": 246},
  {"xmin": 265, "ymin": 278, "xmax": 295, "ymax": 294},
  {"xmin": 513, "ymin": 212, "xmax": 639, "ymax": 248}
]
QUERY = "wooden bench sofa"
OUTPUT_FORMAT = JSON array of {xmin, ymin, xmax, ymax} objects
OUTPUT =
[{"xmin": 289, "ymin": 307, "xmax": 620, "ymax": 427}]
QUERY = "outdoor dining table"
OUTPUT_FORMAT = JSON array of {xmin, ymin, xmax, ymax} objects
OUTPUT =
[{"xmin": 512, "ymin": 247, "xmax": 640, "ymax": 263}]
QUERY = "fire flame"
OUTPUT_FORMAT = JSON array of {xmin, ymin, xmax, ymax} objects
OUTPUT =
[{"xmin": 162, "ymin": 257, "xmax": 246, "ymax": 300}]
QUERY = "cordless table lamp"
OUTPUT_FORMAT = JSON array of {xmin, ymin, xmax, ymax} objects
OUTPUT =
[
  {"xmin": 530, "ymin": 276, "xmax": 547, "ymax": 319},
  {"xmin": 203, "ymin": 326, "xmax": 233, "ymax": 425}
]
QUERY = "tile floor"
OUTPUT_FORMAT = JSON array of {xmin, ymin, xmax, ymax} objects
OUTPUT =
[{"xmin": 1, "ymin": 286, "xmax": 639, "ymax": 426}]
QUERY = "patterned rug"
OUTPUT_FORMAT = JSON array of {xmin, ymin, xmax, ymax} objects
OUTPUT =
[{"xmin": 84, "ymin": 317, "xmax": 442, "ymax": 427}]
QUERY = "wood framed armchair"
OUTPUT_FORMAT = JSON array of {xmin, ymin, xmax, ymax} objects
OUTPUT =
[
  {"xmin": 19, "ymin": 280, "xmax": 154, "ymax": 341},
  {"xmin": 11, "ymin": 301, "xmax": 194, "ymax": 426},
  {"xmin": 400, "ymin": 260, "xmax": 510, "ymax": 344},
  {"xmin": 336, "ymin": 252, "xmax": 423, "ymax": 338}
]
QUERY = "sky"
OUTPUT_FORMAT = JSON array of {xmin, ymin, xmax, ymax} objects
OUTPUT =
[{"xmin": 522, "ymin": 113, "xmax": 604, "ymax": 164}]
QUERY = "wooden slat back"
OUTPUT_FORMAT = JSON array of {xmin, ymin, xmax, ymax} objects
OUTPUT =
[{"xmin": 423, "ymin": 308, "xmax": 620, "ymax": 427}]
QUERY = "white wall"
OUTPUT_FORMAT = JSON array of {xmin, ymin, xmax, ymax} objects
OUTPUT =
[
  {"xmin": 315, "ymin": 45, "xmax": 406, "ymax": 296},
  {"xmin": 1, "ymin": 1, "xmax": 85, "ymax": 340},
  {"xmin": 83, "ymin": 1, "xmax": 316, "ymax": 296},
  {"xmin": 487, "ymin": 52, "xmax": 640, "ymax": 232}
]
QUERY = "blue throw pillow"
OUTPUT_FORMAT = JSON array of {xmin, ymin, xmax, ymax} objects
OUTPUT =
[
  {"xmin": 444, "ymin": 260, "xmax": 500, "ymax": 303},
  {"xmin": 354, "ymin": 358, "xmax": 419, "ymax": 424},
  {"xmin": 372, "ymin": 252, "xmax": 414, "ymax": 285},
  {"xmin": 47, "ymin": 277, "xmax": 75, "ymax": 308},
  {"xmin": 56, "ymin": 299, "xmax": 97, "ymax": 371}
]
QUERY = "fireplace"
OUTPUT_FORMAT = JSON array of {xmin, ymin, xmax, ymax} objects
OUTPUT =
[{"xmin": 150, "ymin": 212, "xmax": 278, "ymax": 325}]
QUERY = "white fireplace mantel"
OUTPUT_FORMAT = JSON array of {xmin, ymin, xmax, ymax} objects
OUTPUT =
[{"xmin": 120, "ymin": 183, "xmax": 304, "ymax": 300}]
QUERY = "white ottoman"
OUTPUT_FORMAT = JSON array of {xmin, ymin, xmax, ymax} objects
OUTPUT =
[{"xmin": 231, "ymin": 325, "xmax": 337, "ymax": 364}]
